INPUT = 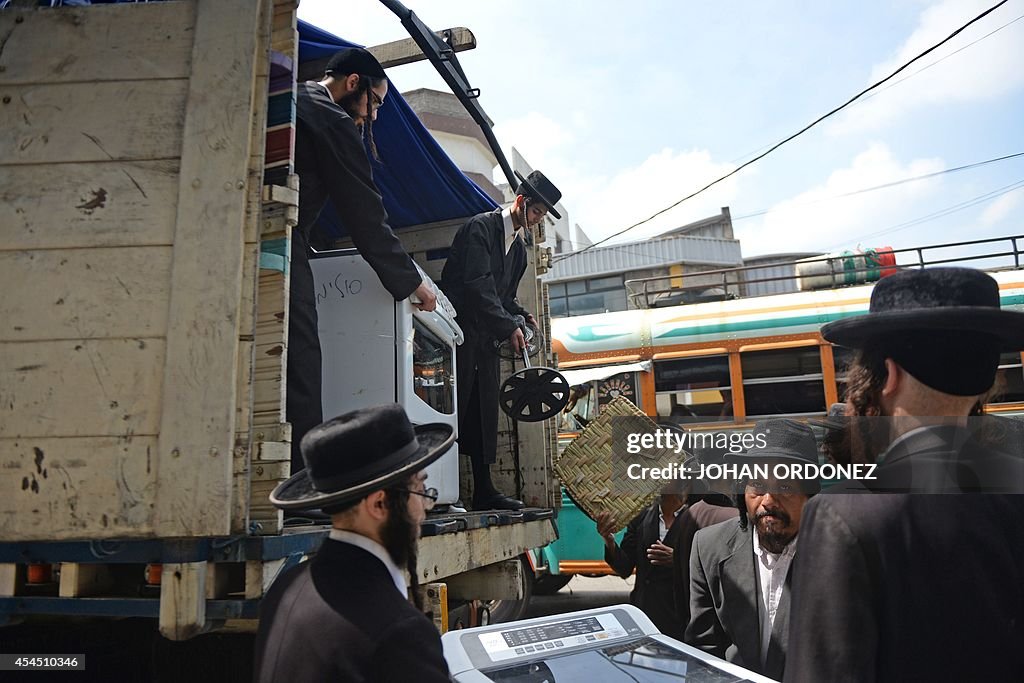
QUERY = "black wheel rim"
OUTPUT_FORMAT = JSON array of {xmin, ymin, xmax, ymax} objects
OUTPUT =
[{"xmin": 499, "ymin": 367, "xmax": 570, "ymax": 422}]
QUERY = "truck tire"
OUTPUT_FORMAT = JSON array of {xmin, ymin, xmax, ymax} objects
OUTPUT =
[
  {"xmin": 532, "ymin": 573, "xmax": 572, "ymax": 596},
  {"xmin": 483, "ymin": 555, "xmax": 533, "ymax": 623}
]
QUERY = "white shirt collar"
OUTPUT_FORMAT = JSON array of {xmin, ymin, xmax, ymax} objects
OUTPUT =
[
  {"xmin": 501, "ymin": 206, "xmax": 522, "ymax": 255},
  {"xmin": 657, "ymin": 503, "xmax": 684, "ymax": 541},
  {"xmin": 329, "ymin": 529, "xmax": 408, "ymax": 598}
]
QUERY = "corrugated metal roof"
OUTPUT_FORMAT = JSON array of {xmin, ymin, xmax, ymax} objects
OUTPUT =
[
  {"xmin": 544, "ymin": 235, "xmax": 743, "ymax": 282},
  {"xmin": 741, "ymin": 253, "xmax": 822, "ymax": 297},
  {"xmin": 743, "ymin": 263, "xmax": 801, "ymax": 297}
]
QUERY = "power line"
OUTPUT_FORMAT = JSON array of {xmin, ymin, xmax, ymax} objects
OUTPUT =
[
  {"xmin": 825, "ymin": 178, "xmax": 1024, "ymax": 248},
  {"xmin": 553, "ymin": 0, "xmax": 1011, "ymax": 265},
  {"xmin": 726, "ymin": 12, "xmax": 1024, "ymax": 167},
  {"xmin": 732, "ymin": 151, "xmax": 1024, "ymax": 221},
  {"xmin": 857, "ymin": 13, "xmax": 1024, "ymax": 104},
  {"xmin": 549, "ymin": 165, "xmax": 1024, "ymax": 272},
  {"xmin": 552, "ymin": 180, "xmax": 1024, "ymax": 274}
]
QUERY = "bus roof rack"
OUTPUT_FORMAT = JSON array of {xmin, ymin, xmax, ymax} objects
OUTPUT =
[{"xmin": 625, "ymin": 234, "xmax": 1024, "ymax": 309}]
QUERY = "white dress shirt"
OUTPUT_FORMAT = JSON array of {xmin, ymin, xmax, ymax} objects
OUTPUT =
[
  {"xmin": 657, "ymin": 504, "xmax": 684, "ymax": 541},
  {"xmin": 329, "ymin": 528, "xmax": 408, "ymax": 598},
  {"xmin": 752, "ymin": 529, "xmax": 798, "ymax": 667},
  {"xmin": 501, "ymin": 206, "xmax": 522, "ymax": 254}
]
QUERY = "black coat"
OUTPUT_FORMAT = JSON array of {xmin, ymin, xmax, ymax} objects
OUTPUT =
[
  {"xmin": 254, "ymin": 539, "xmax": 450, "ymax": 683},
  {"xmin": 294, "ymin": 81, "xmax": 421, "ymax": 300},
  {"xmin": 605, "ymin": 502, "xmax": 685, "ymax": 639},
  {"xmin": 687, "ymin": 519, "xmax": 791, "ymax": 680},
  {"xmin": 606, "ymin": 500, "xmax": 738, "ymax": 640},
  {"xmin": 671, "ymin": 499, "xmax": 740, "ymax": 631},
  {"xmin": 440, "ymin": 209, "xmax": 528, "ymax": 464},
  {"xmin": 286, "ymin": 81, "xmax": 423, "ymax": 472},
  {"xmin": 784, "ymin": 493, "xmax": 1024, "ymax": 683},
  {"xmin": 858, "ymin": 423, "xmax": 1024, "ymax": 493}
]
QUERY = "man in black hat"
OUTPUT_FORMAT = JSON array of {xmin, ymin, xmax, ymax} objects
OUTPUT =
[
  {"xmin": 254, "ymin": 404, "xmax": 454, "ymax": 682},
  {"xmin": 686, "ymin": 419, "xmax": 818, "ymax": 680},
  {"xmin": 441, "ymin": 170, "xmax": 562, "ymax": 510},
  {"xmin": 784, "ymin": 267, "xmax": 1024, "ymax": 683},
  {"xmin": 288, "ymin": 47, "xmax": 437, "ymax": 478}
]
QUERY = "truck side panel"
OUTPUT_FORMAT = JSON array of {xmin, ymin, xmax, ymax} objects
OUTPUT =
[{"xmin": 0, "ymin": 0, "xmax": 268, "ymax": 541}]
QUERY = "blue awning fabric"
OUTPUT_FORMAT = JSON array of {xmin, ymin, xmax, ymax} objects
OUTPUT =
[{"xmin": 298, "ymin": 20, "xmax": 498, "ymax": 237}]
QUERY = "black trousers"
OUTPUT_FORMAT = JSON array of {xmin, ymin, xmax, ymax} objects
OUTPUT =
[
  {"xmin": 285, "ymin": 230, "xmax": 323, "ymax": 474},
  {"xmin": 456, "ymin": 333, "xmax": 500, "ymax": 466}
]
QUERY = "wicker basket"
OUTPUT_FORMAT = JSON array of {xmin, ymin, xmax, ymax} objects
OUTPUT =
[{"xmin": 554, "ymin": 396, "xmax": 678, "ymax": 532}]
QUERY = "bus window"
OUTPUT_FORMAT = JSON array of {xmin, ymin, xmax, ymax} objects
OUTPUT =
[
  {"xmin": 991, "ymin": 351, "xmax": 1024, "ymax": 404},
  {"xmin": 654, "ymin": 355, "xmax": 733, "ymax": 421},
  {"xmin": 832, "ymin": 346, "xmax": 856, "ymax": 401},
  {"xmin": 741, "ymin": 347, "xmax": 826, "ymax": 417}
]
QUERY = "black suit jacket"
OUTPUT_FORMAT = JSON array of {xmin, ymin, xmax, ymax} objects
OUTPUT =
[
  {"xmin": 872, "ymin": 424, "xmax": 1024, "ymax": 493},
  {"xmin": 671, "ymin": 499, "xmax": 740, "ymax": 631},
  {"xmin": 441, "ymin": 209, "xmax": 528, "ymax": 464},
  {"xmin": 294, "ymin": 80, "xmax": 421, "ymax": 300},
  {"xmin": 254, "ymin": 539, "xmax": 450, "ymax": 683},
  {"xmin": 605, "ymin": 502, "xmax": 685, "ymax": 639},
  {"xmin": 687, "ymin": 519, "xmax": 790, "ymax": 680},
  {"xmin": 785, "ymin": 494, "xmax": 1024, "ymax": 683},
  {"xmin": 441, "ymin": 209, "xmax": 528, "ymax": 343}
]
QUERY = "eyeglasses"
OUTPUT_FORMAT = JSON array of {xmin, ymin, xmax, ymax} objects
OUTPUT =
[
  {"xmin": 396, "ymin": 487, "xmax": 439, "ymax": 510},
  {"xmin": 370, "ymin": 90, "xmax": 385, "ymax": 109}
]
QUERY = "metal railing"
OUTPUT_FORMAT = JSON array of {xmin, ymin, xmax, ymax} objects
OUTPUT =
[{"xmin": 625, "ymin": 234, "xmax": 1023, "ymax": 309}]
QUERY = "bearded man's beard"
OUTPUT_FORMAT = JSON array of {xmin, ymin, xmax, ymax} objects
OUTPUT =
[
  {"xmin": 755, "ymin": 508, "xmax": 796, "ymax": 554},
  {"xmin": 382, "ymin": 490, "xmax": 422, "ymax": 610},
  {"xmin": 337, "ymin": 91, "xmax": 363, "ymax": 122}
]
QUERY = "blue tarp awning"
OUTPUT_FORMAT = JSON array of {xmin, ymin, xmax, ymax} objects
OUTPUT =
[{"xmin": 298, "ymin": 20, "xmax": 498, "ymax": 237}]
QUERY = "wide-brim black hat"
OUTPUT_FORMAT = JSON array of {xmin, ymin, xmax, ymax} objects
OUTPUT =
[
  {"xmin": 821, "ymin": 267, "xmax": 1024, "ymax": 352},
  {"xmin": 514, "ymin": 170, "xmax": 562, "ymax": 219},
  {"xmin": 270, "ymin": 404, "xmax": 454, "ymax": 511}
]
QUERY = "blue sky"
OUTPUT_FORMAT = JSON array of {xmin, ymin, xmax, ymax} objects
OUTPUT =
[{"xmin": 298, "ymin": 0, "xmax": 1024, "ymax": 259}]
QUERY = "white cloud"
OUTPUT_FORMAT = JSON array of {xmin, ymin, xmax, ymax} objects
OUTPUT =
[
  {"xmin": 737, "ymin": 143, "xmax": 946, "ymax": 256},
  {"xmin": 980, "ymin": 186, "xmax": 1024, "ymax": 225},
  {"xmin": 493, "ymin": 112, "xmax": 576, "ymax": 177},
  {"xmin": 493, "ymin": 113, "xmax": 742, "ymax": 244},
  {"xmin": 829, "ymin": 0, "xmax": 1024, "ymax": 134},
  {"xmin": 495, "ymin": 119, "xmax": 741, "ymax": 241},
  {"xmin": 573, "ymin": 148, "xmax": 742, "ymax": 243}
]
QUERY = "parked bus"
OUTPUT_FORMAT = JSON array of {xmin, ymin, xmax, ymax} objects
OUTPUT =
[
  {"xmin": 535, "ymin": 235, "xmax": 1024, "ymax": 587},
  {"xmin": 553, "ymin": 236, "xmax": 1024, "ymax": 426}
]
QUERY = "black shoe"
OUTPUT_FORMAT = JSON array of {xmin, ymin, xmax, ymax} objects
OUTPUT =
[{"xmin": 472, "ymin": 494, "xmax": 525, "ymax": 511}]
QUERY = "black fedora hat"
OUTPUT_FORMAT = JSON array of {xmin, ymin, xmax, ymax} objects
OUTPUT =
[
  {"xmin": 514, "ymin": 170, "xmax": 562, "ymax": 220},
  {"xmin": 732, "ymin": 419, "xmax": 819, "ymax": 467},
  {"xmin": 324, "ymin": 47, "xmax": 386, "ymax": 79},
  {"xmin": 270, "ymin": 404, "xmax": 454, "ymax": 511},
  {"xmin": 729, "ymin": 419, "xmax": 820, "ymax": 495},
  {"xmin": 821, "ymin": 267, "xmax": 1024, "ymax": 352}
]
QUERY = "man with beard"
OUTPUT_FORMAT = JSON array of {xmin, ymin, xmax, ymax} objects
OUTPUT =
[
  {"xmin": 784, "ymin": 267, "xmax": 1024, "ymax": 683},
  {"xmin": 254, "ymin": 404, "xmax": 453, "ymax": 682},
  {"xmin": 686, "ymin": 419, "xmax": 818, "ymax": 680},
  {"xmin": 288, "ymin": 48, "xmax": 437, "ymax": 479},
  {"xmin": 441, "ymin": 170, "xmax": 562, "ymax": 510}
]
